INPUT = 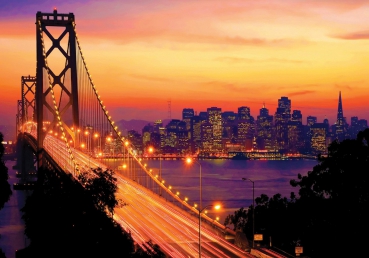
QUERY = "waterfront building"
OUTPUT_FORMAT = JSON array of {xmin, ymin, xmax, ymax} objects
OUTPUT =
[
  {"xmin": 190, "ymin": 115, "xmax": 204, "ymax": 153},
  {"xmin": 159, "ymin": 127, "xmax": 166, "ymax": 150},
  {"xmin": 153, "ymin": 120, "xmax": 163, "ymax": 134},
  {"xmin": 165, "ymin": 119, "xmax": 181, "ymax": 149},
  {"xmin": 128, "ymin": 130, "xmax": 143, "ymax": 154},
  {"xmin": 199, "ymin": 111, "xmax": 208, "ymax": 121},
  {"xmin": 201, "ymin": 122, "xmax": 213, "ymax": 153},
  {"xmin": 238, "ymin": 106, "xmax": 251, "ymax": 120},
  {"xmin": 310, "ymin": 123, "xmax": 327, "ymax": 154},
  {"xmin": 256, "ymin": 104, "xmax": 274, "ymax": 150},
  {"xmin": 287, "ymin": 120, "xmax": 304, "ymax": 153},
  {"xmin": 142, "ymin": 123, "xmax": 154, "ymax": 147},
  {"xmin": 207, "ymin": 107, "xmax": 222, "ymax": 150},
  {"xmin": 274, "ymin": 97, "xmax": 291, "ymax": 151},
  {"xmin": 291, "ymin": 110, "xmax": 302, "ymax": 123},
  {"xmin": 307, "ymin": 116, "xmax": 317, "ymax": 126},
  {"xmin": 222, "ymin": 111, "xmax": 237, "ymax": 122},
  {"xmin": 182, "ymin": 108, "xmax": 194, "ymax": 131}
]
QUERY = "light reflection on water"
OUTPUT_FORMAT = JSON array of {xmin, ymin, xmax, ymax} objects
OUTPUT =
[{"xmin": 107, "ymin": 158, "xmax": 317, "ymax": 220}]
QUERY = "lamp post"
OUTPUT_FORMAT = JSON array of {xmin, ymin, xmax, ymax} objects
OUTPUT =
[
  {"xmin": 159, "ymin": 153, "xmax": 162, "ymax": 195},
  {"xmin": 186, "ymin": 157, "xmax": 202, "ymax": 216},
  {"xmin": 242, "ymin": 177, "xmax": 255, "ymax": 249},
  {"xmin": 186, "ymin": 157, "xmax": 203, "ymax": 257},
  {"xmin": 199, "ymin": 204, "xmax": 221, "ymax": 257}
]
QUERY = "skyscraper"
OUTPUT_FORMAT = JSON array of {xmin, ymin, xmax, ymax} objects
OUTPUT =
[
  {"xmin": 182, "ymin": 108, "xmax": 194, "ymax": 131},
  {"xmin": 238, "ymin": 106, "xmax": 251, "ymax": 120},
  {"xmin": 334, "ymin": 91, "xmax": 346, "ymax": 141},
  {"xmin": 288, "ymin": 110, "xmax": 304, "ymax": 153},
  {"xmin": 256, "ymin": 103, "xmax": 273, "ymax": 150},
  {"xmin": 207, "ymin": 107, "xmax": 222, "ymax": 150},
  {"xmin": 274, "ymin": 96, "xmax": 291, "ymax": 151}
]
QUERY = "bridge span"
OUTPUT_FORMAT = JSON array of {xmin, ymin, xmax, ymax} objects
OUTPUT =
[{"xmin": 13, "ymin": 9, "xmax": 256, "ymax": 257}]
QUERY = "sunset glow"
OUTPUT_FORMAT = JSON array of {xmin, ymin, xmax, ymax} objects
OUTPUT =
[{"xmin": 1, "ymin": 0, "xmax": 369, "ymax": 125}]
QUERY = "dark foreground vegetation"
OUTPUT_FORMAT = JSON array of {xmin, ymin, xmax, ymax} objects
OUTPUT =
[
  {"xmin": 0, "ymin": 132, "xmax": 12, "ymax": 211},
  {"xmin": 17, "ymin": 166, "xmax": 164, "ymax": 258},
  {"xmin": 225, "ymin": 129, "xmax": 369, "ymax": 257},
  {"xmin": 0, "ymin": 132, "xmax": 12, "ymax": 257}
]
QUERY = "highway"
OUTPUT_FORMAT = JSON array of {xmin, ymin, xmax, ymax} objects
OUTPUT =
[{"xmin": 42, "ymin": 134, "xmax": 252, "ymax": 257}]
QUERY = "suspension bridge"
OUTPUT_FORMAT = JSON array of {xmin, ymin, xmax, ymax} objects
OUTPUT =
[{"xmin": 14, "ymin": 9, "xmax": 257, "ymax": 258}]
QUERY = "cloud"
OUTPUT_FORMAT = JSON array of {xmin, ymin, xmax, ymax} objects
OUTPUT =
[
  {"xmin": 334, "ymin": 84, "xmax": 352, "ymax": 91},
  {"xmin": 215, "ymin": 57, "xmax": 307, "ymax": 64},
  {"xmin": 331, "ymin": 30, "xmax": 369, "ymax": 40},
  {"xmin": 129, "ymin": 74, "xmax": 172, "ymax": 82},
  {"xmin": 288, "ymin": 90, "xmax": 315, "ymax": 97}
]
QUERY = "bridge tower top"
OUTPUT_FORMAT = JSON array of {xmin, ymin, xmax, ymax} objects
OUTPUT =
[
  {"xmin": 35, "ymin": 9, "xmax": 79, "ymax": 168},
  {"xmin": 36, "ymin": 9, "xmax": 75, "ymax": 25}
]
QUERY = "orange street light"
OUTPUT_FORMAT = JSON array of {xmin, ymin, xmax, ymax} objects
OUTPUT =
[{"xmin": 199, "ymin": 204, "xmax": 221, "ymax": 257}]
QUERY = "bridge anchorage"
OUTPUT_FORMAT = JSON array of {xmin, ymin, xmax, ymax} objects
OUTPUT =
[{"xmin": 14, "ymin": 9, "xmax": 252, "ymax": 257}]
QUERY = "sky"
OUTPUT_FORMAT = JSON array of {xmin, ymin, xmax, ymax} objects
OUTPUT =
[{"xmin": 1, "ymin": 0, "xmax": 369, "ymax": 126}]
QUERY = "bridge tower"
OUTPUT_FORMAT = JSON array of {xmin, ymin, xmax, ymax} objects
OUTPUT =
[
  {"xmin": 35, "ymin": 9, "xmax": 79, "ymax": 168},
  {"xmin": 21, "ymin": 75, "xmax": 36, "ymax": 124},
  {"xmin": 16, "ymin": 100, "xmax": 23, "ymax": 133}
]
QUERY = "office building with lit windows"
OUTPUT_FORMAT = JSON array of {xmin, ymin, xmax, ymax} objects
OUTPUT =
[{"xmin": 207, "ymin": 107, "xmax": 222, "ymax": 150}]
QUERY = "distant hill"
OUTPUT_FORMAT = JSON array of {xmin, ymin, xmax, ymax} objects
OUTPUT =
[{"xmin": 116, "ymin": 119, "xmax": 172, "ymax": 135}]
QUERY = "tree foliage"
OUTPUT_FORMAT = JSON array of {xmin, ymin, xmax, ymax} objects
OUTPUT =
[
  {"xmin": 20, "ymin": 167, "xmax": 162, "ymax": 257},
  {"xmin": 225, "ymin": 129, "xmax": 369, "ymax": 257},
  {"xmin": 0, "ymin": 132, "xmax": 12, "ymax": 210},
  {"xmin": 78, "ymin": 168, "xmax": 118, "ymax": 215}
]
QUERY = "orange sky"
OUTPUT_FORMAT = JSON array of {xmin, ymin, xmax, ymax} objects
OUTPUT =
[{"xmin": 1, "ymin": 0, "xmax": 369, "ymax": 126}]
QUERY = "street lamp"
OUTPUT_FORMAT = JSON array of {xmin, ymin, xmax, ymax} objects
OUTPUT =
[
  {"xmin": 186, "ymin": 157, "xmax": 202, "ymax": 216},
  {"xmin": 186, "ymin": 157, "xmax": 206, "ymax": 257},
  {"xmin": 94, "ymin": 133, "xmax": 100, "ymax": 154},
  {"xmin": 148, "ymin": 146, "xmax": 163, "ymax": 195},
  {"xmin": 199, "ymin": 204, "xmax": 221, "ymax": 257},
  {"xmin": 242, "ymin": 177, "xmax": 255, "ymax": 249}
]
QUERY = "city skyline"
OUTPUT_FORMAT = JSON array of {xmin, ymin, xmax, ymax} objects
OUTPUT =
[{"xmin": 1, "ymin": 1, "xmax": 369, "ymax": 125}]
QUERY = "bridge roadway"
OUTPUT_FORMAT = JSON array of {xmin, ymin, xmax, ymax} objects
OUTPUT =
[{"xmin": 37, "ymin": 134, "xmax": 252, "ymax": 257}]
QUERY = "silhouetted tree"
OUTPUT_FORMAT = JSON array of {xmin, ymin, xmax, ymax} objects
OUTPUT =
[
  {"xmin": 0, "ymin": 132, "xmax": 12, "ymax": 210},
  {"xmin": 0, "ymin": 248, "xmax": 6, "ymax": 258},
  {"xmin": 21, "ymin": 168, "xmax": 141, "ymax": 257},
  {"xmin": 289, "ymin": 128, "xmax": 369, "ymax": 257},
  {"xmin": 78, "ymin": 168, "xmax": 118, "ymax": 215},
  {"xmin": 226, "ymin": 129, "xmax": 369, "ymax": 257}
]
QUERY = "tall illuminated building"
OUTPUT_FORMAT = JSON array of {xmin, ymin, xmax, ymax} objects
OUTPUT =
[
  {"xmin": 310, "ymin": 123, "xmax": 327, "ymax": 154},
  {"xmin": 238, "ymin": 106, "xmax": 251, "ymax": 120},
  {"xmin": 182, "ymin": 108, "xmax": 194, "ymax": 131},
  {"xmin": 237, "ymin": 106, "xmax": 254, "ymax": 149},
  {"xmin": 190, "ymin": 115, "xmax": 204, "ymax": 153},
  {"xmin": 334, "ymin": 91, "xmax": 347, "ymax": 141},
  {"xmin": 256, "ymin": 104, "xmax": 273, "ymax": 150},
  {"xmin": 274, "ymin": 96, "xmax": 291, "ymax": 151},
  {"xmin": 307, "ymin": 116, "xmax": 317, "ymax": 126},
  {"xmin": 291, "ymin": 110, "xmax": 302, "ymax": 123},
  {"xmin": 207, "ymin": 107, "xmax": 222, "ymax": 151},
  {"xmin": 201, "ymin": 122, "xmax": 213, "ymax": 153},
  {"xmin": 287, "ymin": 110, "xmax": 304, "ymax": 153},
  {"xmin": 222, "ymin": 111, "xmax": 237, "ymax": 145}
]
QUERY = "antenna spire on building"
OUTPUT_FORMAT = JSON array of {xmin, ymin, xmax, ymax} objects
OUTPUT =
[{"xmin": 167, "ymin": 99, "xmax": 171, "ymax": 120}]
